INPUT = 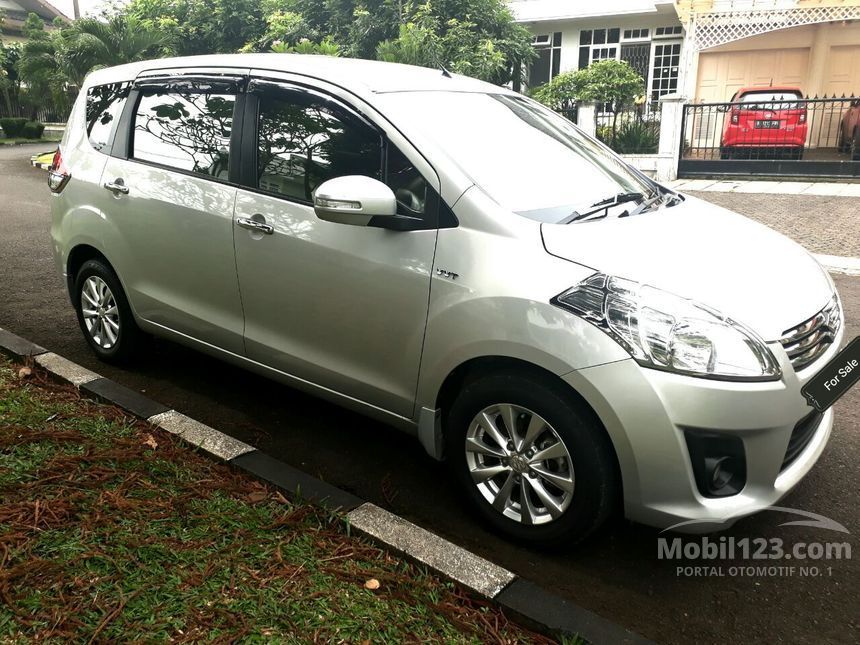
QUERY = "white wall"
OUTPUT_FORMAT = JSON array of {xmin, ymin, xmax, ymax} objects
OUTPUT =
[{"xmin": 519, "ymin": 4, "xmax": 684, "ymax": 77}]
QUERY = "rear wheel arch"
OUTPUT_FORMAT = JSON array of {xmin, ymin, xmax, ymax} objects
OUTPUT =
[{"xmin": 66, "ymin": 245, "xmax": 111, "ymax": 302}]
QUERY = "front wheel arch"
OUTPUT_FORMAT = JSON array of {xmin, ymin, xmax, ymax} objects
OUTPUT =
[{"xmin": 435, "ymin": 356, "xmax": 623, "ymax": 494}]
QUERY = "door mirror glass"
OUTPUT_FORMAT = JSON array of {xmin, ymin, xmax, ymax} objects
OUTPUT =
[{"xmin": 313, "ymin": 175, "xmax": 397, "ymax": 225}]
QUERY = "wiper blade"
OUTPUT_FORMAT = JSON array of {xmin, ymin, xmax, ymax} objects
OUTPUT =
[
  {"xmin": 590, "ymin": 191, "xmax": 645, "ymax": 208},
  {"xmin": 621, "ymin": 193, "xmax": 663, "ymax": 217},
  {"xmin": 563, "ymin": 191, "xmax": 646, "ymax": 224}
]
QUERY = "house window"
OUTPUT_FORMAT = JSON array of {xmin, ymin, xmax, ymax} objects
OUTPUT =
[
  {"xmin": 654, "ymin": 26, "xmax": 683, "ymax": 38},
  {"xmin": 623, "ymin": 29, "xmax": 650, "ymax": 41},
  {"xmin": 578, "ymin": 28, "xmax": 621, "ymax": 69},
  {"xmin": 528, "ymin": 32, "xmax": 562, "ymax": 88},
  {"xmin": 650, "ymin": 41, "xmax": 681, "ymax": 105}
]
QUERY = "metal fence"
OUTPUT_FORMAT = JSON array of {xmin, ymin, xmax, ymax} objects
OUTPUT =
[
  {"xmin": 0, "ymin": 102, "xmax": 69, "ymax": 125},
  {"xmin": 596, "ymin": 106, "xmax": 661, "ymax": 155},
  {"xmin": 680, "ymin": 96, "xmax": 860, "ymax": 178}
]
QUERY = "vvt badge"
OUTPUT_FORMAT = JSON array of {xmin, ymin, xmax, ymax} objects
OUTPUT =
[{"xmin": 801, "ymin": 336, "xmax": 860, "ymax": 412}]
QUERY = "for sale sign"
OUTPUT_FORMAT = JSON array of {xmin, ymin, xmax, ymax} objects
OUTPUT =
[{"xmin": 801, "ymin": 336, "xmax": 860, "ymax": 412}]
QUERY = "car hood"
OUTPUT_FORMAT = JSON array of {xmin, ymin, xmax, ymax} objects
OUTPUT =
[{"xmin": 540, "ymin": 195, "xmax": 833, "ymax": 341}]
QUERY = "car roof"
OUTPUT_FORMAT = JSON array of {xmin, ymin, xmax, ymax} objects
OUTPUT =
[
  {"xmin": 736, "ymin": 86, "xmax": 803, "ymax": 95},
  {"xmin": 83, "ymin": 53, "xmax": 512, "ymax": 97}
]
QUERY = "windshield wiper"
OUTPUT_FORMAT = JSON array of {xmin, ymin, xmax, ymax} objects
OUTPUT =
[
  {"xmin": 563, "ymin": 191, "xmax": 646, "ymax": 224},
  {"xmin": 621, "ymin": 193, "xmax": 663, "ymax": 217}
]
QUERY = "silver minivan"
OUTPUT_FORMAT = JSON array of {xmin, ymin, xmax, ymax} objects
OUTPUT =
[{"xmin": 50, "ymin": 54, "xmax": 843, "ymax": 545}]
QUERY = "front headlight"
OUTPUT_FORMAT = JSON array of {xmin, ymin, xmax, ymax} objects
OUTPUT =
[{"xmin": 553, "ymin": 273, "xmax": 781, "ymax": 381}]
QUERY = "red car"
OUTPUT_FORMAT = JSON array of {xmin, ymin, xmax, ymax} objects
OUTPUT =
[
  {"xmin": 720, "ymin": 87, "xmax": 807, "ymax": 160},
  {"xmin": 837, "ymin": 98, "xmax": 860, "ymax": 160}
]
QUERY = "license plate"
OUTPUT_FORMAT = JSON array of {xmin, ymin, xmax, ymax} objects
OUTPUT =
[{"xmin": 755, "ymin": 120, "xmax": 781, "ymax": 129}]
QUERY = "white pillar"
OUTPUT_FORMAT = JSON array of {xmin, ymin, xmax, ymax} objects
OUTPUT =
[
  {"xmin": 656, "ymin": 93, "xmax": 687, "ymax": 182},
  {"xmin": 577, "ymin": 101, "xmax": 597, "ymax": 137}
]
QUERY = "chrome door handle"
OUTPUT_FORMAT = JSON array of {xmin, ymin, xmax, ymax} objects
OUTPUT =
[
  {"xmin": 103, "ymin": 181, "xmax": 129, "ymax": 195},
  {"xmin": 237, "ymin": 216, "xmax": 274, "ymax": 235}
]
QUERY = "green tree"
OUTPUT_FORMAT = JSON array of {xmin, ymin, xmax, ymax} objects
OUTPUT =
[
  {"xmin": 17, "ymin": 11, "xmax": 173, "ymax": 118},
  {"xmin": 530, "ymin": 70, "xmax": 584, "ymax": 117},
  {"xmin": 573, "ymin": 59, "xmax": 644, "ymax": 110},
  {"xmin": 532, "ymin": 60, "xmax": 644, "ymax": 145},
  {"xmin": 374, "ymin": 0, "xmax": 532, "ymax": 84},
  {"xmin": 65, "ymin": 14, "xmax": 174, "ymax": 74},
  {"xmin": 127, "ymin": 0, "xmax": 270, "ymax": 55}
]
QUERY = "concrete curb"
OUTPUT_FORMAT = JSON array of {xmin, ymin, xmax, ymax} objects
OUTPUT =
[
  {"xmin": 814, "ymin": 253, "xmax": 860, "ymax": 277},
  {"xmin": 0, "ymin": 325, "xmax": 652, "ymax": 645}
]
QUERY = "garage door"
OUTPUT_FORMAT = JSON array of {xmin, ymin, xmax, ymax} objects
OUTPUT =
[
  {"xmin": 695, "ymin": 48, "xmax": 810, "ymax": 102},
  {"xmin": 823, "ymin": 45, "xmax": 860, "ymax": 96}
]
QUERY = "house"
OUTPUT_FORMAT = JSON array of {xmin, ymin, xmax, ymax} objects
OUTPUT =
[
  {"xmin": 677, "ymin": 0, "xmax": 860, "ymax": 102},
  {"xmin": 509, "ymin": 0, "xmax": 686, "ymax": 105},
  {"xmin": 0, "ymin": 0, "xmax": 68, "ymax": 43},
  {"xmin": 510, "ymin": 0, "xmax": 860, "ymax": 103}
]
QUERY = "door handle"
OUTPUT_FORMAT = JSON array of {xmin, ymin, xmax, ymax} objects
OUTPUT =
[
  {"xmin": 237, "ymin": 216, "xmax": 274, "ymax": 235},
  {"xmin": 103, "ymin": 180, "xmax": 129, "ymax": 195}
]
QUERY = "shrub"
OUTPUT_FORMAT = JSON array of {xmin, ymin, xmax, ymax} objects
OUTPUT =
[
  {"xmin": 0, "ymin": 117, "xmax": 28, "ymax": 138},
  {"xmin": 21, "ymin": 120, "xmax": 45, "ymax": 139},
  {"xmin": 610, "ymin": 119, "xmax": 659, "ymax": 154}
]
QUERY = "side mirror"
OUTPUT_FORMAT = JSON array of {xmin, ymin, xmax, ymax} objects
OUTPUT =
[{"xmin": 313, "ymin": 175, "xmax": 397, "ymax": 226}]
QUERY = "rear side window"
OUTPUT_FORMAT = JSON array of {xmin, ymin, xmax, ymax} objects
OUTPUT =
[
  {"xmin": 86, "ymin": 83, "xmax": 130, "ymax": 152},
  {"xmin": 132, "ymin": 89, "xmax": 236, "ymax": 180},
  {"xmin": 738, "ymin": 90, "xmax": 803, "ymax": 110},
  {"xmin": 255, "ymin": 86, "xmax": 382, "ymax": 202}
]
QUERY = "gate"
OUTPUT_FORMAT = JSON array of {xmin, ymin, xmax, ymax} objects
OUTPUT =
[{"xmin": 679, "ymin": 96, "xmax": 860, "ymax": 179}]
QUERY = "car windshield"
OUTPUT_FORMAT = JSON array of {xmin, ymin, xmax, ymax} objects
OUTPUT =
[
  {"xmin": 382, "ymin": 91, "xmax": 654, "ymax": 223},
  {"xmin": 738, "ymin": 90, "xmax": 803, "ymax": 110}
]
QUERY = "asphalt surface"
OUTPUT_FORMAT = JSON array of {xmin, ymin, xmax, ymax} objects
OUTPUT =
[{"xmin": 1, "ymin": 144, "xmax": 858, "ymax": 644}]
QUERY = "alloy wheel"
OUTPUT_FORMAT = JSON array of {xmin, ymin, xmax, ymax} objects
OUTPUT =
[
  {"xmin": 80, "ymin": 276, "xmax": 120, "ymax": 350},
  {"xmin": 465, "ymin": 404, "xmax": 574, "ymax": 525}
]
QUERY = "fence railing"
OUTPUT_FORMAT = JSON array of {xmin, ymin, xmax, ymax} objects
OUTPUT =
[
  {"xmin": 681, "ymin": 96, "xmax": 860, "ymax": 162},
  {"xmin": 596, "ymin": 106, "xmax": 661, "ymax": 155},
  {"xmin": 0, "ymin": 102, "xmax": 69, "ymax": 125}
]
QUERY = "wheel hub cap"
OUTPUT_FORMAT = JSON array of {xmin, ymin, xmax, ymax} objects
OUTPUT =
[
  {"xmin": 80, "ymin": 276, "xmax": 120, "ymax": 350},
  {"xmin": 465, "ymin": 403, "xmax": 575, "ymax": 526}
]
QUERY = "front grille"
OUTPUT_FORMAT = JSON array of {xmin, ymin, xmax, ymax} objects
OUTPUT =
[
  {"xmin": 778, "ymin": 295, "xmax": 841, "ymax": 372},
  {"xmin": 781, "ymin": 410, "xmax": 823, "ymax": 471}
]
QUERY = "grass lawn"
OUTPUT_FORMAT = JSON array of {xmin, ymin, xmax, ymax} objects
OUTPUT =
[{"xmin": 0, "ymin": 358, "xmax": 554, "ymax": 643}]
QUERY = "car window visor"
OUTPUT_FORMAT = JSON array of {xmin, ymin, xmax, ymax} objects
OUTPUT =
[{"xmin": 133, "ymin": 75, "xmax": 245, "ymax": 94}]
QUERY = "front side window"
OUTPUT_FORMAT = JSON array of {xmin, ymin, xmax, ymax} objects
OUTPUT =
[
  {"xmin": 86, "ymin": 82, "xmax": 130, "ymax": 152},
  {"xmin": 132, "ymin": 89, "xmax": 236, "ymax": 179},
  {"xmin": 383, "ymin": 91, "xmax": 652, "ymax": 222},
  {"xmin": 255, "ymin": 87, "xmax": 382, "ymax": 202}
]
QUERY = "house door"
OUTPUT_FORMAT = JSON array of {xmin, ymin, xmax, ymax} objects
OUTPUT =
[
  {"xmin": 648, "ymin": 41, "xmax": 682, "ymax": 106},
  {"xmin": 621, "ymin": 43, "xmax": 650, "ymax": 88}
]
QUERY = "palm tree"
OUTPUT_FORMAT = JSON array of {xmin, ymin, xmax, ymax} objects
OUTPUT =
[
  {"xmin": 17, "ymin": 13, "xmax": 173, "ymax": 118},
  {"xmin": 65, "ymin": 14, "xmax": 174, "ymax": 76}
]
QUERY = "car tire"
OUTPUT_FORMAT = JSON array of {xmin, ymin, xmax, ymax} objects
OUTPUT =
[
  {"xmin": 446, "ymin": 370, "xmax": 618, "ymax": 547},
  {"xmin": 719, "ymin": 147, "xmax": 731, "ymax": 160},
  {"xmin": 852, "ymin": 129, "xmax": 860, "ymax": 162},
  {"xmin": 73, "ymin": 259, "xmax": 144, "ymax": 364}
]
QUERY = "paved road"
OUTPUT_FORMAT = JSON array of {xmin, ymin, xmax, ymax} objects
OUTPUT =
[
  {"xmin": 1, "ymin": 145, "xmax": 857, "ymax": 644},
  {"xmin": 686, "ymin": 190, "xmax": 860, "ymax": 258}
]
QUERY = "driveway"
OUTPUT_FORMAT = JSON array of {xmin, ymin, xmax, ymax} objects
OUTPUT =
[{"xmin": 1, "ymin": 144, "xmax": 857, "ymax": 644}]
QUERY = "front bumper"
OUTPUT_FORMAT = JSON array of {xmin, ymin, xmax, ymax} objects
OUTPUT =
[{"xmin": 563, "ymin": 325, "xmax": 843, "ymax": 533}]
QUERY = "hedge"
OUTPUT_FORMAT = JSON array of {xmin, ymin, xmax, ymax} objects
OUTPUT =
[
  {"xmin": 22, "ymin": 121, "xmax": 46, "ymax": 139},
  {"xmin": 0, "ymin": 117, "xmax": 28, "ymax": 138}
]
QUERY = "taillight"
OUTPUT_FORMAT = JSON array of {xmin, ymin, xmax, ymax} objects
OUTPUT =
[
  {"xmin": 48, "ymin": 147, "xmax": 71, "ymax": 193},
  {"xmin": 730, "ymin": 109, "xmax": 739, "ymax": 125},
  {"xmin": 799, "ymin": 110, "xmax": 807, "ymax": 124}
]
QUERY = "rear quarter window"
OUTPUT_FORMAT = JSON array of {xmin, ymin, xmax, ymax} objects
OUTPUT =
[{"xmin": 86, "ymin": 82, "xmax": 131, "ymax": 153}]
